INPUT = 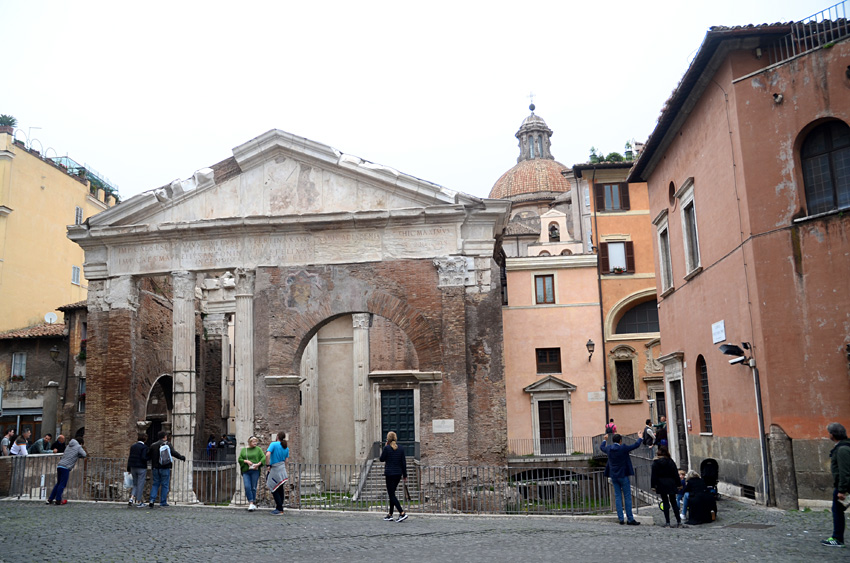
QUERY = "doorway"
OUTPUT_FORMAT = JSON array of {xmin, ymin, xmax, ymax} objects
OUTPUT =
[
  {"xmin": 538, "ymin": 400, "xmax": 566, "ymax": 455},
  {"xmin": 381, "ymin": 389, "xmax": 415, "ymax": 452},
  {"xmin": 671, "ymin": 380, "xmax": 688, "ymax": 470}
]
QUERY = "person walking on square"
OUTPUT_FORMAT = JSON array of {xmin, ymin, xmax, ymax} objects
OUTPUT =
[
  {"xmin": 127, "ymin": 433, "xmax": 149, "ymax": 507},
  {"xmin": 651, "ymin": 445, "xmax": 684, "ymax": 528},
  {"xmin": 380, "ymin": 431, "xmax": 408, "ymax": 522},
  {"xmin": 600, "ymin": 433, "xmax": 642, "ymax": 525},
  {"xmin": 265, "ymin": 431, "xmax": 290, "ymax": 515},
  {"xmin": 47, "ymin": 437, "xmax": 86, "ymax": 505},
  {"xmin": 147, "ymin": 431, "xmax": 185, "ymax": 507},
  {"xmin": 822, "ymin": 422, "xmax": 850, "ymax": 548},
  {"xmin": 238, "ymin": 436, "xmax": 265, "ymax": 512}
]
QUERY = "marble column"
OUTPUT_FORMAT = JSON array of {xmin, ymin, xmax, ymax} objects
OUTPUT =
[
  {"xmin": 352, "ymin": 313, "xmax": 372, "ymax": 462},
  {"xmin": 300, "ymin": 336, "xmax": 319, "ymax": 465},
  {"xmin": 171, "ymin": 270, "xmax": 198, "ymax": 503},
  {"xmin": 232, "ymin": 269, "xmax": 255, "ymax": 503}
]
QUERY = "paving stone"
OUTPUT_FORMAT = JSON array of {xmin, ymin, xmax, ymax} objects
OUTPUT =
[{"xmin": 0, "ymin": 497, "xmax": 845, "ymax": 562}]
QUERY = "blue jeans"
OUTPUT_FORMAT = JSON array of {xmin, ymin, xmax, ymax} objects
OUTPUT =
[
  {"xmin": 680, "ymin": 492, "xmax": 690, "ymax": 517},
  {"xmin": 150, "ymin": 468, "xmax": 171, "ymax": 505},
  {"xmin": 242, "ymin": 470, "xmax": 260, "ymax": 503},
  {"xmin": 833, "ymin": 488, "xmax": 846, "ymax": 543},
  {"xmin": 611, "ymin": 476, "xmax": 635, "ymax": 522},
  {"xmin": 49, "ymin": 466, "xmax": 71, "ymax": 502}
]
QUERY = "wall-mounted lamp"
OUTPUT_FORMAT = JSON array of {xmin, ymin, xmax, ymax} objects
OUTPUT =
[
  {"xmin": 586, "ymin": 339, "xmax": 595, "ymax": 362},
  {"xmin": 49, "ymin": 345, "xmax": 64, "ymax": 364},
  {"xmin": 773, "ymin": 93, "xmax": 784, "ymax": 104}
]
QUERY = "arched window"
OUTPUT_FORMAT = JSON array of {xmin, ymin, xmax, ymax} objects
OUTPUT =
[
  {"xmin": 560, "ymin": 249, "xmax": 572, "ymax": 256},
  {"xmin": 696, "ymin": 355, "xmax": 712, "ymax": 433},
  {"xmin": 615, "ymin": 300, "xmax": 659, "ymax": 334},
  {"xmin": 802, "ymin": 120, "xmax": 850, "ymax": 215},
  {"xmin": 529, "ymin": 136, "xmax": 535, "ymax": 159},
  {"xmin": 548, "ymin": 223, "xmax": 560, "ymax": 242}
]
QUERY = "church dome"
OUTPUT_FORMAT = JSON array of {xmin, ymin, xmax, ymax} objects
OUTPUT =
[
  {"xmin": 489, "ymin": 104, "xmax": 570, "ymax": 200},
  {"xmin": 489, "ymin": 158, "xmax": 571, "ymax": 200}
]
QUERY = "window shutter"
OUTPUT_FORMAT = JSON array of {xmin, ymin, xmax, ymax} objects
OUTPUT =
[
  {"xmin": 598, "ymin": 242, "xmax": 609, "ymax": 272},
  {"xmin": 594, "ymin": 184, "xmax": 605, "ymax": 211},
  {"xmin": 619, "ymin": 183, "xmax": 630, "ymax": 210},
  {"xmin": 625, "ymin": 241, "xmax": 635, "ymax": 272}
]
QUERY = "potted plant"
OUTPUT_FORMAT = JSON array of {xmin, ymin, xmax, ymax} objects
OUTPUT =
[
  {"xmin": 0, "ymin": 114, "xmax": 16, "ymax": 135},
  {"xmin": 612, "ymin": 267, "xmax": 626, "ymax": 274}
]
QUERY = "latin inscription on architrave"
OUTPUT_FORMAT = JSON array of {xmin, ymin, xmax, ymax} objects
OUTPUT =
[{"xmin": 108, "ymin": 225, "xmax": 460, "ymax": 276}]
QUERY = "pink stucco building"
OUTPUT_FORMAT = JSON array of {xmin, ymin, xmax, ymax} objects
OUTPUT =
[{"xmin": 629, "ymin": 16, "xmax": 850, "ymax": 507}]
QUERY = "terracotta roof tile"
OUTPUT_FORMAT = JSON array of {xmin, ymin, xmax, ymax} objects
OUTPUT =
[
  {"xmin": 490, "ymin": 159, "xmax": 571, "ymax": 200},
  {"xmin": 0, "ymin": 323, "xmax": 65, "ymax": 340},
  {"xmin": 58, "ymin": 300, "xmax": 87, "ymax": 312}
]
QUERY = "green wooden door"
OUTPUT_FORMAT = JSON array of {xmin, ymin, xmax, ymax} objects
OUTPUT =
[{"xmin": 381, "ymin": 390, "xmax": 415, "ymax": 452}]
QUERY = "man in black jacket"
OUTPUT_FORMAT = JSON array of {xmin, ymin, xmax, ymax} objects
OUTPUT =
[
  {"xmin": 147, "ymin": 431, "xmax": 185, "ymax": 508},
  {"xmin": 127, "ymin": 434, "xmax": 149, "ymax": 507}
]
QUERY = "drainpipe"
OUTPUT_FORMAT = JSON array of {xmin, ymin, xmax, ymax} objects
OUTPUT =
[
  {"xmin": 750, "ymin": 358, "xmax": 770, "ymax": 505},
  {"xmin": 589, "ymin": 166, "xmax": 609, "ymax": 424}
]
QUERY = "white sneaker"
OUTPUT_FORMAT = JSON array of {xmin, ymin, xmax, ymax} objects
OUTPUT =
[{"xmin": 248, "ymin": 503, "xmax": 257, "ymax": 511}]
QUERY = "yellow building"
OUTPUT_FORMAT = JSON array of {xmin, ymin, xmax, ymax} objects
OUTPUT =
[{"xmin": 0, "ymin": 129, "xmax": 117, "ymax": 331}]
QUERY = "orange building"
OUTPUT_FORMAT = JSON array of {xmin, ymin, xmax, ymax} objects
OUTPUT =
[
  {"xmin": 629, "ymin": 16, "xmax": 850, "ymax": 507},
  {"xmin": 494, "ymin": 107, "xmax": 659, "ymax": 458}
]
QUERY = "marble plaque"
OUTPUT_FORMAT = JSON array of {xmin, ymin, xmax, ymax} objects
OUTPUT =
[
  {"xmin": 432, "ymin": 419, "xmax": 455, "ymax": 433},
  {"xmin": 587, "ymin": 391, "xmax": 605, "ymax": 402}
]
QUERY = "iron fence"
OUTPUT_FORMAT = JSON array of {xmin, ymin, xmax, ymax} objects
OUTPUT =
[
  {"xmin": 507, "ymin": 437, "xmax": 595, "ymax": 457},
  {"xmin": 6, "ymin": 454, "xmax": 656, "ymax": 516},
  {"xmin": 765, "ymin": 1, "xmax": 849, "ymax": 65}
]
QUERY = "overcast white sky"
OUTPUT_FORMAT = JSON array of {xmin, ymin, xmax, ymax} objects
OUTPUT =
[{"xmin": 3, "ymin": 0, "xmax": 829, "ymax": 201}]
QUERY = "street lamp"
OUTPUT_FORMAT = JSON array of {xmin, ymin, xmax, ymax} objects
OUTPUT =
[
  {"xmin": 586, "ymin": 339, "xmax": 595, "ymax": 362},
  {"xmin": 719, "ymin": 341, "xmax": 769, "ymax": 505},
  {"xmin": 49, "ymin": 345, "xmax": 61, "ymax": 363}
]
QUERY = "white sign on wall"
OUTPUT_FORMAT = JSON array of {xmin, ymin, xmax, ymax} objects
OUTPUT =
[
  {"xmin": 432, "ymin": 419, "xmax": 455, "ymax": 433},
  {"xmin": 711, "ymin": 320, "xmax": 726, "ymax": 344},
  {"xmin": 587, "ymin": 391, "xmax": 605, "ymax": 402}
]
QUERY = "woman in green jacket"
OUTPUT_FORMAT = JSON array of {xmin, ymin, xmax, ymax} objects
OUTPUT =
[{"xmin": 238, "ymin": 436, "xmax": 265, "ymax": 511}]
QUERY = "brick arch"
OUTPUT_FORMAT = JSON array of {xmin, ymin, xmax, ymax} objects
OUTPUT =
[
  {"xmin": 288, "ymin": 292, "xmax": 443, "ymax": 375},
  {"xmin": 268, "ymin": 262, "xmax": 444, "ymax": 377}
]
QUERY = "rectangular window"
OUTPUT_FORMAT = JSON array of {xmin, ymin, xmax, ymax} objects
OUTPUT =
[
  {"xmin": 11, "ymin": 352, "xmax": 26, "ymax": 379},
  {"xmin": 534, "ymin": 274, "xmax": 555, "ymax": 304},
  {"xmin": 72, "ymin": 265, "xmax": 81, "ymax": 285},
  {"xmin": 594, "ymin": 183, "xmax": 630, "ymax": 211},
  {"xmin": 536, "ymin": 348, "xmax": 562, "ymax": 374},
  {"xmin": 77, "ymin": 378, "xmax": 86, "ymax": 413},
  {"xmin": 615, "ymin": 360, "xmax": 635, "ymax": 400},
  {"xmin": 75, "ymin": 206, "xmax": 83, "ymax": 225},
  {"xmin": 677, "ymin": 180, "xmax": 701, "ymax": 274},
  {"xmin": 654, "ymin": 210, "xmax": 673, "ymax": 292},
  {"xmin": 598, "ymin": 241, "xmax": 635, "ymax": 273}
]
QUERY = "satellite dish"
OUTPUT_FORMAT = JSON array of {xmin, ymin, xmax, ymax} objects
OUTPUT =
[{"xmin": 44, "ymin": 312, "xmax": 58, "ymax": 324}]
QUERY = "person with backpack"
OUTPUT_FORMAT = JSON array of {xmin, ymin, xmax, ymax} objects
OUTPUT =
[
  {"xmin": 642, "ymin": 419, "xmax": 656, "ymax": 450},
  {"xmin": 147, "ymin": 430, "xmax": 185, "ymax": 508},
  {"xmin": 605, "ymin": 419, "xmax": 616, "ymax": 435}
]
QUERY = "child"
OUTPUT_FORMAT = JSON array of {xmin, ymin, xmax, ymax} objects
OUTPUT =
[{"xmin": 676, "ymin": 469, "xmax": 687, "ymax": 519}]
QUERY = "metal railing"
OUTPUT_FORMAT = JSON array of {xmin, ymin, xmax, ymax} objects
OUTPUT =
[
  {"xmin": 4, "ymin": 454, "xmax": 658, "ymax": 516},
  {"xmin": 766, "ymin": 1, "xmax": 849, "ymax": 65},
  {"xmin": 507, "ymin": 437, "xmax": 595, "ymax": 457}
]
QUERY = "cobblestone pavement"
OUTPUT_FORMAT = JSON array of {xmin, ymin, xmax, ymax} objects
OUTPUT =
[{"xmin": 0, "ymin": 497, "xmax": 846, "ymax": 562}]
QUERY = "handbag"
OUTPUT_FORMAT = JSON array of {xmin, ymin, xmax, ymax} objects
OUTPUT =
[
  {"xmin": 403, "ymin": 481, "xmax": 412, "ymax": 502},
  {"xmin": 123, "ymin": 471, "xmax": 133, "ymax": 489}
]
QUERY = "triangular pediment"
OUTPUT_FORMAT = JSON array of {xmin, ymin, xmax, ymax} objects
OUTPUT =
[
  {"xmin": 523, "ymin": 375, "xmax": 577, "ymax": 393},
  {"xmin": 89, "ymin": 129, "xmax": 477, "ymax": 228}
]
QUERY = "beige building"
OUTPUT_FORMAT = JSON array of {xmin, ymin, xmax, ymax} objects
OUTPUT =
[{"xmin": 0, "ymin": 128, "xmax": 117, "ymax": 332}]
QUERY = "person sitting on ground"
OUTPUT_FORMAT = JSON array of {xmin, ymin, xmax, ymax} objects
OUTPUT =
[{"xmin": 682, "ymin": 470, "xmax": 716, "ymax": 525}]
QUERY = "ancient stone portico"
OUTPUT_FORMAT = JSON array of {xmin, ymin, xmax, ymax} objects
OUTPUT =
[{"xmin": 68, "ymin": 130, "xmax": 510, "ymax": 489}]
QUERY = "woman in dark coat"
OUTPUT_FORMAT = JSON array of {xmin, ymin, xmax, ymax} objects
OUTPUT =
[
  {"xmin": 379, "ymin": 431, "xmax": 408, "ymax": 522},
  {"xmin": 651, "ymin": 446, "xmax": 684, "ymax": 527},
  {"xmin": 683, "ymin": 470, "xmax": 717, "ymax": 524}
]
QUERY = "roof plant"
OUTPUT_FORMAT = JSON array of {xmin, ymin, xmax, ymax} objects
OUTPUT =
[{"xmin": 0, "ymin": 115, "xmax": 17, "ymax": 127}]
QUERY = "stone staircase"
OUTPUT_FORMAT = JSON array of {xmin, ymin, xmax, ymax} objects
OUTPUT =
[{"xmin": 354, "ymin": 458, "xmax": 419, "ymax": 502}]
